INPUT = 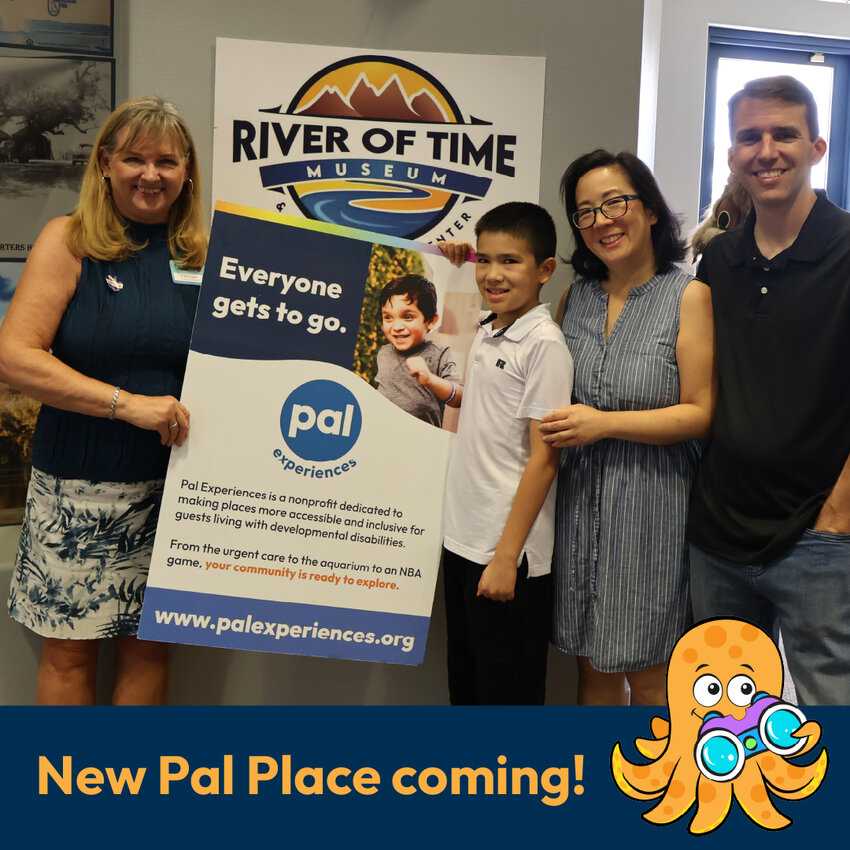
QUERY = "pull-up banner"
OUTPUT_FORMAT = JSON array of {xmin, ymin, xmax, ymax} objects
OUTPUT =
[{"xmin": 139, "ymin": 202, "xmax": 479, "ymax": 665}]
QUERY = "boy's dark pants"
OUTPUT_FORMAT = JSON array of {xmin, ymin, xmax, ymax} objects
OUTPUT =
[{"xmin": 442, "ymin": 547, "xmax": 551, "ymax": 705}]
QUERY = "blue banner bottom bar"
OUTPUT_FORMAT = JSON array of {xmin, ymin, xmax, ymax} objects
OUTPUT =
[
  {"xmin": 5, "ymin": 706, "xmax": 843, "ymax": 848},
  {"xmin": 139, "ymin": 586, "xmax": 430, "ymax": 664}
]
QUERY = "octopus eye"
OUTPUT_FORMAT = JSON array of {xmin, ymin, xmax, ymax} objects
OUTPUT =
[
  {"xmin": 693, "ymin": 674, "xmax": 723, "ymax": 707},
  {"xmin": 727, "ymin": 674, "xmax": 757, "ymax": 706}
]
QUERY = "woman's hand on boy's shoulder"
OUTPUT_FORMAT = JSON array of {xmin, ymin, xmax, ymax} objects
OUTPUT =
[
  {"xmin": 437, "ymin": 240, "xmax": 474, "ymax": 267},
  {"xmin": 539, "ymin": 403, "xmax": 610, "ymax": 447}
]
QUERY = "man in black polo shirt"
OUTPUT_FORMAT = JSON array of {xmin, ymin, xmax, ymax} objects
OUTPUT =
[{"xmin": 688, "ymin": 75, "xmax": 850, "ymax": 705}]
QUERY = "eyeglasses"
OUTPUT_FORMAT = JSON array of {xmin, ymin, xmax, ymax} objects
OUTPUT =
[{"xmin": 570, "ymin": 194, "xmax": 641, "ymax": 230}]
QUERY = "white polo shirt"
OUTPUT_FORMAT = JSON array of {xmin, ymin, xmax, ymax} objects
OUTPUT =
[{"xmin": 443, "ymin": 303, "xmax": 574, "ymax": 576}]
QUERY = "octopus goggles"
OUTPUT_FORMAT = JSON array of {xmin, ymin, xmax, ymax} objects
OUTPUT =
[{"xmin": 694, "ymin": 692, "xmax": 807, "ymax": 782}]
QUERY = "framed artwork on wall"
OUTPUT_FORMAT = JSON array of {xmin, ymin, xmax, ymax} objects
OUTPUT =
[
  {"xmin": 0, "ymin": 0, "xmax": 112, "ymax": 56},
  {"xmin": 0, "ymin": 54, "xmax": 114, "ymax": 260}
]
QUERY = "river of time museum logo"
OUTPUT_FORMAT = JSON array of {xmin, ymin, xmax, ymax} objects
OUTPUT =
[{"xmin": 229, "ymin": 55, "xmax": 518, "ymax": 241}]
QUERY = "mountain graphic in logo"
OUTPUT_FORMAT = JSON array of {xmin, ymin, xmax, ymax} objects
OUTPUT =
[
  {"xmin": 257, "ymin": 56, "xmax": 493, "ymax": 240},
  {"xmin": 289, "ymin": 56, "xmax": 461, "ymax": 123},
  {"xmin": 295, "ymin": 72, "xmax": 450, "ymax": 123}
]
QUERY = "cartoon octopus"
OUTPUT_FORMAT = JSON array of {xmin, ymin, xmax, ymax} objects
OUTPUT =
[{"xmin": 611, "ymin": 619, "xmax": 828, "ymax": 834}]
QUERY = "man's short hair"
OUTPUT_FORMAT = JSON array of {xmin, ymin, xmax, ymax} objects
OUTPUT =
[
  {"xmin": 474, "ymin": 201, "xmax": 556, "ymax": 265},
  {"xmin": 378, "ymin": 274, "xmax": 438, "ymax": 321},
  {"xmin": 728, "ymin": 75, "xmax": 819, "ymax": 141}
]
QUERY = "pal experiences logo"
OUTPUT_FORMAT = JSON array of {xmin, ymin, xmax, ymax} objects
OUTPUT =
[
  {"xmin": 274, "ymin": 380, "xmax": 361, "ymax": 479},
  {"xmin": 232, "ymin": 55, "xmax": 517, "ymax": 241}
]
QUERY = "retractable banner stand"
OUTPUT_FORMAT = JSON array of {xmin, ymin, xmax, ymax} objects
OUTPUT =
[{"xmin": 138, "ymin": 202, "xmax": 479, "ymax": 664}]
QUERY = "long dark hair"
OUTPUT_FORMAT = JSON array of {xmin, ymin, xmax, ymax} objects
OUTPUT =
[{"xmin": 560, "ymin": 149, "xmax": 685, "ymax": 280}]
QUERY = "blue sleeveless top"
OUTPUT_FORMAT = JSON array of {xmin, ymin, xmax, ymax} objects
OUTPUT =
[{"xmin": 32, "ymin": 220, "xmax": 200, "ymax": 482}]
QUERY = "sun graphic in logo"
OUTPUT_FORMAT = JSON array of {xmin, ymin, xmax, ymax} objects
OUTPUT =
[{"xmin": 258, "ymin": 56, "xmax": 490, "ymax": 240}]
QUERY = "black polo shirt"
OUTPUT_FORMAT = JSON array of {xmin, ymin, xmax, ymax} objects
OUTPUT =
[{"xmin": 688, "ymin": 191, "xmax": 850, "ymax": 563}]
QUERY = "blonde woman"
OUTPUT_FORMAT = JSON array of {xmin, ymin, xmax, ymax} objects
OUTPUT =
[{"xmin": 0, "ymin": 97, "xmax": 206, "ymax": 704}]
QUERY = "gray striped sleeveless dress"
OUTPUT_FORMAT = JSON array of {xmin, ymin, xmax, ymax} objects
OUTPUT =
[{"xmin": 552, "ymin": 268, "xmax": 700, "ymax": 672}]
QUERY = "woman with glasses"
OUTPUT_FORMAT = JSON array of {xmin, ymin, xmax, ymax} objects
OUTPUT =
[{"xmin": 539, "ymin": 149, "xmax": 716, "ymax": 705}]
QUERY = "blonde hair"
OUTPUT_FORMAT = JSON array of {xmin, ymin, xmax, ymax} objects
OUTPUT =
[
  {"xmin": 690, "ymin": 173, "xmax": 752, "ymax": 263},
  {"xmin": 67, "ymin": 96, "xmax": 206, "ymax": 269}
]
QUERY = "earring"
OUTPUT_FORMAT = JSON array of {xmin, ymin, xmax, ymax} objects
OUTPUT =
[
  {"xmin": 185, "ymin": 178, "xmax": 194, "ymax": 195},
  {"xmin": 101, "ymin": 174, "xmax": 111, "ymax": 194}
]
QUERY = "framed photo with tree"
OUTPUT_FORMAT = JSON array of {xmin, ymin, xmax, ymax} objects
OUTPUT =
[{"xmin": 0, "ymin": 54, "xmax": 114, "ymax": 260}]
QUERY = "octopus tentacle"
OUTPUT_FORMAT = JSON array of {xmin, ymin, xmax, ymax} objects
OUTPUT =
[
  {"xmin": 789, "ymin": 720, "xmax": 821, "ymax": 756},
  {"xmin": 759, "ymin": 749, "xmax": 828, "ymax": 800},
  {"xmin": 732, "ymin": 760, "xmax": 791, "ymax": 830},
  {"xmin": 633, "ymin": 716, "xmax": 671, "ymax": 758},
  {"xmin": 650, "ymin": 716, "xmax": 670, "ymax": 739},
  {"xmin": 610, "ymin": 743, "xmax": 666, "ymax": 800},
  {"xmin": 687, "ymin": 775, "xmax": 732, "ymax": 835},
  {"xmin": 634, "ymin": 735, "xmax": 668, "ymax": 760},
  {"xmin": 642, "ymin": 759, "xmax": 699, "ymax": 825}
]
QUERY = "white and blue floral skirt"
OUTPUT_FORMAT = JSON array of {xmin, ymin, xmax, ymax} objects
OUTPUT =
[{"xmin": 8, "ymin": 467, "xmax": 164, "ymax": 639}]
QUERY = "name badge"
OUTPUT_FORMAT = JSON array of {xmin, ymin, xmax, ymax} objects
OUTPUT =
[{"xmin": 170, "ymin": 261, "xmax": 204, "ymax": 286}]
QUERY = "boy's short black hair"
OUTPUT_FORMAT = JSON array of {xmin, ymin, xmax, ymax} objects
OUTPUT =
[
  {"xmin": 474, "ymin": 201, "xmax": 556, "ymax": 265},
  {"xmin": 378, "ymin": 274, "xmax": 438, "ymax": 322}
]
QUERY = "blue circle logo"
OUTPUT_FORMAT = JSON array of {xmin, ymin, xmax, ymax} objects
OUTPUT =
[{"xmin": 280, "ymin": 380, "xmax": 362, "ymax": 461}]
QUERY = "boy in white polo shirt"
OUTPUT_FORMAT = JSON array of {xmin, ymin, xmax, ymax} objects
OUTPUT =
[{"xmin": 441, "ymin": 202, "xmax": 574, "ymax": 704}]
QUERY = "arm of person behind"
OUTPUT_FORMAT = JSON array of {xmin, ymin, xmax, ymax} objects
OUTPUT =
[
  {"xmin": 813, "ymin": 452, "xmax": 850, "ymax": 534},
  {"xmin": 477, "ymin": 420, "xmax": 560, "ymax": 601},
  {"xmin": 0, "ymin": 216, "xmax": 189, "ymax": 447},
  {"xmin": 437, "ymin": 241, "xmax": 474, "ymax": 266},
  {"xmin": 540, "ymin": 279, "xmax": 717, "ymax": 447}
]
